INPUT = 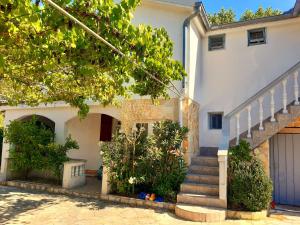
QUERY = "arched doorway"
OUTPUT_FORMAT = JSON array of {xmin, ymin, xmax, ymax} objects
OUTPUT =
[
  {"xmin": 18, "ymin": 114, "xmax": 55, "ymax": 132},
  {"xmin": 66, "ymin": 113, "xmax": 120, "ymax": 175},
  {"xmin": 65, "ymin": 113, "xmax": 120, "ymax": 193}
]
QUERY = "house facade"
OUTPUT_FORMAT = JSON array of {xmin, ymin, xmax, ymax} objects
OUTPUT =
[{"xmin": 1, "ymin": 0, "xmax": 300, "ymax": 222}]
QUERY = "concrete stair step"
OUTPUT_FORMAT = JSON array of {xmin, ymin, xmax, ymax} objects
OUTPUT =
[
  {"xmin": 191, "ymin": 156, "xmax": 218, "ymax": 167},
  {"xmin": 180, "ymin": 182, "xmax": 219, "ymax": 196},
  {"xmin": 177, "ymin": 193, "xmax": 226, "ymax": 208},
  {"xmin": 189, "ymin": 165, "xmax": 219, "ymax": 176},
  {"xmin": 175, "ymin": 203, "xmax": 226, "ymax": 222},
  {"xmin": 185, "ymin": 173, "xmax": 219, "ymax": 185}
]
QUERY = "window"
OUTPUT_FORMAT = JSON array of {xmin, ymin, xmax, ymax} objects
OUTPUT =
[
  {"xmin": 71, "ymin": 165, "xmax": 85, "ymax": 177},
  {"xmin": 248, "ymin": 28, "xmax": 266, "ymax": 46},
  {"xmin": 135, "ymin": 123, "xmax": 149, "ymax": 135},
  {"xmin": 209, "ymin": 113, "xmax": 223, "ymax": 130},
  {"xmin": 208, "ymin": 34, "xmax": 225, "ymax": 51}
]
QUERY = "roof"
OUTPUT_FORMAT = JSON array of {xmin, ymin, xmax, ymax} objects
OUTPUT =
[
  {"xmin": 202, "ymin": 0, "xmax": 300, "ymax": 31},
  {"xmin": 152, "ymin": 0, "xmax": 197, "ymax": 7}
]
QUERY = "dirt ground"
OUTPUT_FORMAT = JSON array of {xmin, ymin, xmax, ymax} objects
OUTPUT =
[{"xmin": 1, "ymin": 186, "xmax": 300, "ymax": 225}]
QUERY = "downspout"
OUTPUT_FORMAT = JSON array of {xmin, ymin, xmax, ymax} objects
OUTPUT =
[{"xmin": 179, "ymin": 2, "xmax": 202, "ymax": 127}]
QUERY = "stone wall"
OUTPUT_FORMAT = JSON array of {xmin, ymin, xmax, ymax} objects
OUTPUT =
[
  {"xmin": 254, "ymin": 140, "xmax": 270, "ymax": 177},
  {"xmin": 182, "ymin": 98, "xmax": 200, "ymax": 165},
  {"xmin": 120, "ymin": 98, "xmax": 179, "ymax": 133},
  {"xmin": 119, "ymin": 97, "xmax": 199, "ymax": 165}
]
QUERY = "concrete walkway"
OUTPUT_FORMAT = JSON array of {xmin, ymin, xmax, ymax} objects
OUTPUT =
[{"xmin": 1, "ymin": 186, "xmax": 300, "ymax": 225}]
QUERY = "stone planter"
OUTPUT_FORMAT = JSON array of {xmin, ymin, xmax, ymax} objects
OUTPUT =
[{"xmin": 226, "ymin": 210, "xmax": 268, "ymax": 220}]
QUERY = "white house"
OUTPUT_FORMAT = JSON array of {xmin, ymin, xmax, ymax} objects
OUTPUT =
[{"xmin": 1, "ymin": 0, "xmax": 300, "ymax": 222}]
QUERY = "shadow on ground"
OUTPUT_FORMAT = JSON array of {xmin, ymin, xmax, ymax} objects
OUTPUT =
[{"xmin": 0, "ymin": 187, "xmax": 57, "ymax": 224}]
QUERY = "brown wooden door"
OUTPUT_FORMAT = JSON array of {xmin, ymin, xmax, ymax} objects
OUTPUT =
[{"xmin": 100, "ymin": 114, "xmax": 113, "ymax": 142}]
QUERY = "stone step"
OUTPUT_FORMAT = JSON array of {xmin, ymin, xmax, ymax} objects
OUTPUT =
[
  {"xmin": 175, "ymin": 204, "xmax": 226, "ymax": 222},
  {"xmin": 276, "ymin": 113, "xmax": 292, "ymax": 125},
  {"xmin": 191, "ymin": 156, "xmax": 218, "ymax": 167},
  {"xmin": 189, "ymin": 165, "xmax": 219, "ymax": 176},
  {"xmin": 199, "ymin": 147, "xmax": 218, "ymax": 157},
  {"xmin": 0, "ymin": 173, "xmax": 5, "ymax": 182},
  {"xmin": 177, "ymin": 193, "xmax": 226, "ymax": 208},
  {"xmin": 180, "ymin": 182, "xmax": 219, "ymax": 196},
  {"xmin": 185, "ymin": 173, "xmax": 219, "ymax": 185},
  {"xmin": 290, "ymin": 105, "xmax": 300, "ymax": 116}
]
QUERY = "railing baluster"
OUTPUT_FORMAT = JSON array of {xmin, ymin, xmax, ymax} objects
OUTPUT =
[
  {"xmin": 236, "ymin": 113, "xmax": 240, "ymax": 145},
  {"xmin": 282, "ymin": 79, "xmax": 288, "ymax": 113},
  {"xmin": 259, "ymin": 97, "xmax": 264, "ymax": 130},
  {"xmin": 294, "ymin": 71, "xmax": 299, "ymax": 105},
  {"xmin": 247, "ymin": 106, "xmax": 252, "ymax": 138},
  {"xmin": 270, "ymin": 89, "xmax": 276, "ymax": 122}
]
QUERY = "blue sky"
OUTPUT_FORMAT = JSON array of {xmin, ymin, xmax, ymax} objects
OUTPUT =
[{"xmin": 201, "ymin": 0, "xmax": 296, "ymax": 18}]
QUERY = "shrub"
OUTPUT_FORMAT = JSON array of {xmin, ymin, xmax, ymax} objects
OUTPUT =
[
  {"xmin": 149, "ymin": 121, "xmax": 188, "ymax": 201},
  {"xmin": 101, "ymin": 129, "xmax": 149, "ymax": 194},
  {"xmin": 101, "ymin": 120, "xmax": 188, "ymax": 202},
  {"xmin": 5, "ymin": 117, "xmax": 79, "ymax": 180},
  {"xmin": 228, "ymin": 140, "xmax": 273, "ymax": 212}
]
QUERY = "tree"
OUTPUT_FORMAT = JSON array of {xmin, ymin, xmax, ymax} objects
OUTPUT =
[
  {"xmin": 208, "ymin": 8, "xmax": 236, "ymax": 26},
  {"xmin": 0, "ymin": 0, "xmax": 186, "ymax": 117},
  {"xmin": 208, "ymin": 6, "xmax": 282, "ymax": 26},
  {"xmin": 240, "ymin": 7, "xmax": 282, "ymax": 21}
]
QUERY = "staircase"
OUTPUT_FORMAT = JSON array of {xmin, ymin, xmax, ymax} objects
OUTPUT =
[
  {"xmin": 176, "ymin": 62, "xmax": 300, "ymax": 222},
  {"xmin": 175, "ymin": 148, "xmax": 226, "ymax": 222}
]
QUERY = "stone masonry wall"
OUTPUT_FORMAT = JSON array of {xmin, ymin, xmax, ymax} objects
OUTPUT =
[
  {"xmin": 120, "ymin": 98, "xmax": 179, "ymax": 133},
  {"xmin": 182, "ymin": 98, "xmax": 200, "ymax": 165}
]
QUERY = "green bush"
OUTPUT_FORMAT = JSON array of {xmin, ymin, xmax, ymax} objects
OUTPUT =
[
  {"xmin": 228, "ymin": 140, "xmax": 273, "ymax": 212},
  {"xmin": 101, "ymin": 120, "xmax": 188, "ymax": 202},
  {"xmin": 5, "ymin": 117, "xmax": 79, "ymax": 180}
]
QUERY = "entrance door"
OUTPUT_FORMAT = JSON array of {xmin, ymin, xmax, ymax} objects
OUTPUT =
[{"xmin": 270, "ymin": 134, "xmax": 300, "ymax": 206}]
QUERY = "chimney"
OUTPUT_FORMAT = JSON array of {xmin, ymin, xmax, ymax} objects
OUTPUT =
[{"xmin": 294, "ymin": 0, "xmax": 300, "ymax": 16}]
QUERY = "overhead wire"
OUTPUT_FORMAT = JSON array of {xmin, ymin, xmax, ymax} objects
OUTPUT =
[{"xmin": 2, "ymin": 1, "xmax": 183, "ymax": 97}]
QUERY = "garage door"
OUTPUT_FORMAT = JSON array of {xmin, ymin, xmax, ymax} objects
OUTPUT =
[{"xmin": 270, "ymin": 134, "xmax": 300, "ymax": 206}]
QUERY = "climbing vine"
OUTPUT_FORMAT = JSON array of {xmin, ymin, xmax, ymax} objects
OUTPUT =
[{"xmin": 0, "ymin": 0, "xmax": 186, "ymax": 116}]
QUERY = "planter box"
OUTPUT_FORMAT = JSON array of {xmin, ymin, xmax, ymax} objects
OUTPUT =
[{"xmin": 226, "ymin": 210, "xmax": 267, "ymax": 220}]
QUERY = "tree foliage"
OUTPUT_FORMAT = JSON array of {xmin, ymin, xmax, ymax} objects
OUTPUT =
[
  {"xmin": 0, "ymin": 0, "xmax": 186, "ymax": 116},
  {"xmin": 208, "ymin": 6, "xmax": 282, "ymax": 26},
  {"xmin": 240, "ymin": 7, "xmax": 282, "ymax": 22},
  {"xmin": 208, "ymin": 8, "xmax": 236, "ymax": 26}
]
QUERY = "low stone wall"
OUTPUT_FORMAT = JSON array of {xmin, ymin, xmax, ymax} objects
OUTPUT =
[
  {"xmin": 226, "ymin": 210, "xmax": 268, "ymax": 220},
  {"xmin": 0, "ymin": 180, "xmax": 175, "ymax": 211}
]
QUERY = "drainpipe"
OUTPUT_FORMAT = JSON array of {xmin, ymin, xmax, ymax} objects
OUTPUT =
[{"xmin": 179, "ymin": 2, "xmax": 201, "ymax": 127}]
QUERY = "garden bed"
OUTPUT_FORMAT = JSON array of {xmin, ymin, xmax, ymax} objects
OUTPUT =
[{"xmin": 0, "ymin": 180, "xmax": 175, "ymax": 211}]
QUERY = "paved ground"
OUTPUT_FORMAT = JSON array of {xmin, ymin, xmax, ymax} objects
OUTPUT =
[{"xmin": 1, "ymin": 186, "xmax": 300, "ymax": 225}]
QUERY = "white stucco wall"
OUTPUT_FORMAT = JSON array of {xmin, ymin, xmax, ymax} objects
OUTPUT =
[
  {"xmin": 0, "ymin": 104, "xmax": 121, "ymax": 176},
  {"xmin": 187, "ymin": 20, "xmax": 203, "ymax": 102},
  {"xmin": 132, "ymin": 1, "xmax": 193, "ymax": 98},
  {"xmin": 66, "ymin": 114, "xmax": 101, "ymax": 171},
  {"xmin": 199, "ymin": 17, "xmax": 300, "ymax": 147}
]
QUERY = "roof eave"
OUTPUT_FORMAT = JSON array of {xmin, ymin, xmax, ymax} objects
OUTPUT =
[{"xmin": 209, "ymin": 13, "xmax": 299, "ymax": 31}]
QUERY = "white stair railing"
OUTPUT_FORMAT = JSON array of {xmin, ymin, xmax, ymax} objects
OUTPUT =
[{"xmin": 217, "ymin": 61, "xmax": 300, "ymax": 207}]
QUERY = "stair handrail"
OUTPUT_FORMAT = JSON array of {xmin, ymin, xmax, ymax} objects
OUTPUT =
[{"xmin": 219, "ymin": 60, "xmax": 300, "ymax": 150}]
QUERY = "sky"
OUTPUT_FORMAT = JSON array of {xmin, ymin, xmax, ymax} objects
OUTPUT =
[{"xmin": 201, "ymin": 0, "xmax": 296, "ymax": 18}]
